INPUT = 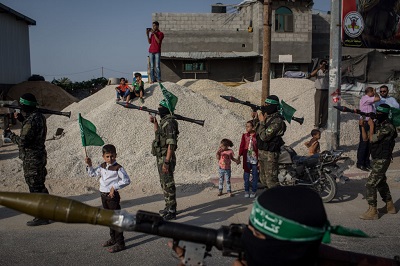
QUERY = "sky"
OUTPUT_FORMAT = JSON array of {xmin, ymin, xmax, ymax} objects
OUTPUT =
[{"xmin": 1, "ymin": 0, "xmax": 331, "ymax": 82}]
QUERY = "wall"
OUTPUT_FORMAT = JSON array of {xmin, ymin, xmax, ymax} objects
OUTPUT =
[
  {"xmin": 269, "ymin": 1, "xmax": 312, "ymax": 63},
  {"xmin": 162, "ymin": 57, "xmax": 258, "ymax": 83},
  {"xmin": 0, "ymin": 12, "xmax": 32, "ymax": 85},
  {"xmin": 153, "ymin": 12, "xmax": 254, "ymax": 53}
]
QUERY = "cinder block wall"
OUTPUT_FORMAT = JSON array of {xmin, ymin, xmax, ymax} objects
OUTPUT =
[{"xmin": 153, "ymin": 11, "xmax": 254, "ymax": 52}]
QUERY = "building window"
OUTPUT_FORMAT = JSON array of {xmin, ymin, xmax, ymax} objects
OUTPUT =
[
  {"xmin": 275, "ymin": 7, "xmax": 293, "ymax": 32},
  {"xmin": 183, "ymin": 61, "xmax": 206, "ymax": 72}
]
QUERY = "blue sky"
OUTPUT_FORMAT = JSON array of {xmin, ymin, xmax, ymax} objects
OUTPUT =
[{"xmin": 2, "ymin": 0, "xmax": 331, "ymax": 82}]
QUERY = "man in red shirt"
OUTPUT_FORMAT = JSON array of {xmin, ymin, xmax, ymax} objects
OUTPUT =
[{"xmin": 146, "ymin": 21, "xmax": 164, "ymax": 83}]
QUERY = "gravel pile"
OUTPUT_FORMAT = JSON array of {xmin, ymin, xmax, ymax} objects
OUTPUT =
[{"xmin": 2, "ymin": 78, "xmax": 398, "ymax": 196}]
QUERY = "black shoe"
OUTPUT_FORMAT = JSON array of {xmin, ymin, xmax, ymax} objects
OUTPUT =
[
  {"xmin": 356, "ymin": 165, "xmax": 369, "ymax": 172},
  {"xmin": 163, "ymin": 211, "xmax": 176, "ymax": 221},
  {"xmin": 26, "ymin": 218, "xmax": 50, "ymax": 226}
]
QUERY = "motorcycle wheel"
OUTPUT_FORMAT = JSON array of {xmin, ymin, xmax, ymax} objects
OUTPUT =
[{"xmin": 315, "ymin": 173, "xmax": 337, "ymax": 203}]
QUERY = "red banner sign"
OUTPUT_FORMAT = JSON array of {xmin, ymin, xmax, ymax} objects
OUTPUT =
[{"xmin": 342, "ymin": 0, "xmax": 400, "ymax": 49}]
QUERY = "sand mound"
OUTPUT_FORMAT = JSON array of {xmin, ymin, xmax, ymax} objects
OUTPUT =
[
  {"xmin": 2, "ymin": 78, "xmax": 398, "ymax": 196},
  {"xmin": 8, "ymin": 81, "xmax": 78, "ymax": 111}
]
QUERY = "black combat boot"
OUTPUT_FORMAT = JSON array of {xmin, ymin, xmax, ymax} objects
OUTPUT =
[
  {"xmin": 159, "ymin": 208, "xmax": 168, "ymax": 216},
  {"xmin": 163, "ymin": 210, "xmax": 176, "ymax": 221}
]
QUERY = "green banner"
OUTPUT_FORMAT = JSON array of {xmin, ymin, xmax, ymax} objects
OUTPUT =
[
  {"xmin": 280, "ymin": 100, "xmax": 296, "ymax": 123},
  {"xmin": 159, "ymin": 82, "xmax": 178, "ymax": 113},
  {"xmin": 78, "ymin": 113, "xmax": 104, "ymax": 147}
]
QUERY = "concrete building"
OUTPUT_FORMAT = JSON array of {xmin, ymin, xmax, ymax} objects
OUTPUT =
[
  {"xmin": 153, "ymin": 0, "xmax": 313, "ymax": 82},
  {"xmin": 0, "ymin": 3, "xmax": 36, "ymax": 96}
]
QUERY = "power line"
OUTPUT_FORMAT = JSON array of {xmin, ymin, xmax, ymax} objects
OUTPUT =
[{"xmin": 42, "ymin": 68, "xmax": 101, "ymax": 77}]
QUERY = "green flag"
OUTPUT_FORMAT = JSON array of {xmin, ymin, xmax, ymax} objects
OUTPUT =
[
  {"xmin": 78, "ymin": 113, "xmax": 104, "ymax": 147},
  {"xmin": 159, "ymin": 82, "xmax": 178, "ymax": 113},
  {"xmin": 280, "ymin": 100, "xmax": 296, "ymax": 124},
  {"xmin": 390, "ymin": 107, "xmax": 400, "ymax": 127}
]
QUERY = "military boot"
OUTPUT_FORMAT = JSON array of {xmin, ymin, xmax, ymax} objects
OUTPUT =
[
  {"xmin": 386, "ymin": 200, "xmax": 397, "ymax": 214},
  {"xmin": 359, "ymin": 206, "xmax": 378, "ymax": 220},
  {"xmin": 159, "ymin": 208, "xmax": 168, "ymax": 216},
  {"xmin": 163, "ymin": 210, "xmax": 176, "ymax": 221}
]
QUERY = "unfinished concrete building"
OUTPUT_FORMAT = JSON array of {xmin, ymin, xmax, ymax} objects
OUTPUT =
[{"xmin": 153, "ymin": 0, "xmax": 313, "ymax": 82}]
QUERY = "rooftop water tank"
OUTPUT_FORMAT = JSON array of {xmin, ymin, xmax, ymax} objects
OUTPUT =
[{"xmin": 212, "ymin": 3, "xmax": 226, "ymax": 13}]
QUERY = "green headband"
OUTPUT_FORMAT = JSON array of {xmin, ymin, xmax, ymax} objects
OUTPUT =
[
  {"xmin": 250, "ymin": 199, "xmax": 368, "ymax": 243},
  {"xmin": 376, "ymin": 106, "xmax": 390, "ymax": 114},
  {"xmin": 265, "ymin": 98, "xmax": 279, "ymax": 105},
  {"xmin": 19, "ymin": 98, "xmax": 38, "ymax": 107}
]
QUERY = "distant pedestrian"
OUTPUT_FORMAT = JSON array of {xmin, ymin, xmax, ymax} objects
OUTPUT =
[
  {"xmin": 146, "ymin": 21, "xmax": 164, "ymax": 83},
  {"xmin": 85, "ymin": 144, "xmax": 131, "ymax": 253},
  {"xmin": 375, "ymin": 85, "xmax": 399, "ymax": 109},
  {"xmin": 238, "ymin": 120, "xmax": 259, "ymax": 198},
  {"xmin": 310, "ymin": 60, "xmax": 329, "ymax": 129},
  {"xmin": 216, "ymin": 138, "xmax": 240, "ymax": 197}
]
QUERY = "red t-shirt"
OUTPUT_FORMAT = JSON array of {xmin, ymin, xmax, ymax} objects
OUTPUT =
[
  {"xmin": 149, "ymin": 30, "xmax": 164, "ymax": 53},
  {"xmin": 117, "ymin": 84, "xmax": 130, "ymax": 93}
]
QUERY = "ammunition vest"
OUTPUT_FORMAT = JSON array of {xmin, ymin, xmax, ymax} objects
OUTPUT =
[
  {"xmin": 151, "ymin": 115, "xmax": 179, "ymax": 157},
  {"xmin": 370, "ymin": 121, "xmax": 397, "ymax": 160},
  {"xmin": 257, "ymin": 115, "xmax": 285, "ymax": 152}
]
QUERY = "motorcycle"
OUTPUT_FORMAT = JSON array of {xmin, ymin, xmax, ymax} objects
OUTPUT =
[{"xmin": 277, "ymin": 146, "xmax": 348, "ymax": 203}]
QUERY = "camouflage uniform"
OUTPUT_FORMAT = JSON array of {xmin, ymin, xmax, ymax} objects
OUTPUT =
[
  {"xmin": 256, "ymin": 112, "xmax": 286, "ymax": 189},
  {"xmin": 10, "ymin": 110, "xmax": 48, "ymax": 194},
  {"xmin": 152, "ymin": 114, "xmax": 179, "ymax": 211},
  {"xmin": 366, "ymin": 120, "xmax": 397, "ymax": 207}
]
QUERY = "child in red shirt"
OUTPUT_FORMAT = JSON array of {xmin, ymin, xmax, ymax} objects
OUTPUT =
[
  {"xmin": 238, "ymin": 120, "xmax": 259, "ymax": 198},
  {"xmin": 115, "ymin": 77, "xmax": 131, "ymax": 102},
  {"xmin": 216, "ymin": 138, "xmax": 240, "ymax": 197}
]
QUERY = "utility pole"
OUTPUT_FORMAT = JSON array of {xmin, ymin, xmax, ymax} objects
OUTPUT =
[
  {"xmin": 261, "ymin": 0, "xmax": 272, "ymax": 105},
  {"xmin": 326, "ymin": 0, "xmax": 342, "ymax": 150},
  {"xmin": 101, "ymin": 66, "xmax": 104, "ymax": 78}
]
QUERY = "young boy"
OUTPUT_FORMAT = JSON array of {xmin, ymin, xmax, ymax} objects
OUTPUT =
[
  {"xmin": 84, "ymin": 144, "xmax": 131, "ymax": 253},
  {"xmin": 115, "ymin": 77, "xmax": 131, "ymax": 102},
  {"xmin": 304, "ymin": 129, "xmax": 321, "ymax": 156},
  {"xmin": 126, "ymin": 72, "xmax": 145, "ymax": 105}
]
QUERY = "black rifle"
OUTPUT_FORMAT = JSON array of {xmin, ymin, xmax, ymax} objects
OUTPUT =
[
  {"xmin": 0, "ymin": 104, "xmax": 71, "ymax": 118},
  {"xmin": 220, "ymin": 95, "xmax": 304, "ymax": 125},
  {"xmin": 117, "ymin": 102, "xmax": 205, "ymax": 126},
  {"xmin": 333, "ymin": 106, "xmax": 376, "ymax": 119}
]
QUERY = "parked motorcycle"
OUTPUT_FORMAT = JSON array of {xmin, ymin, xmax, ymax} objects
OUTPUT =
[{"xmin": 277, "ymin": 146, "xmax": 348, "ymax": 203}]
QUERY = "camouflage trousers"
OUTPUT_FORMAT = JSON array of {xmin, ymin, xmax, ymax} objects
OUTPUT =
[
  {"xmin": 157, "ymin": 156, "xmax": 177, "ymax": 211},
  {"xmin": 258, "ymin": 150, "xmax": 280, "ymax": 189},
  {"xmin": 366, "ymin": 158, "xmax": 392, "ymax": 207},
  {"xmin": 23, "ymin": 156, "xmax": 49, "ymax": 194}
]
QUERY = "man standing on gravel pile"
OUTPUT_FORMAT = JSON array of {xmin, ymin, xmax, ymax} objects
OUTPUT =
[
  {"xmin": 150, "ymin": 87, "xmax": 179, "ymax": 220},
  {"xmin": 254, "ymin": 95, "xmax": 286, "ymax": 189},
  {"xmin": 6, "ymin": 93, "xmax": 50, "ymax": 226}
]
